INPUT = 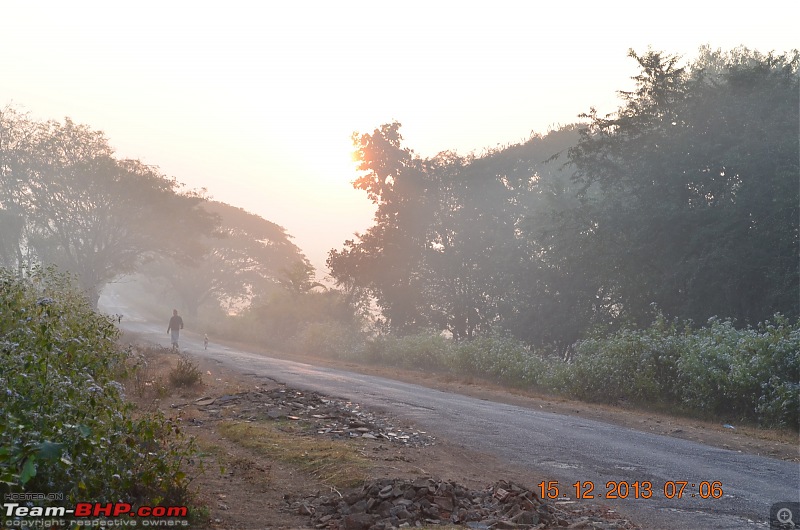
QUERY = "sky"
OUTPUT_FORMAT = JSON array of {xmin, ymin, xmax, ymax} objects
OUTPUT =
[{"xmin": 3, "ymin": 1, "xmax": 798, "ymax": 276}]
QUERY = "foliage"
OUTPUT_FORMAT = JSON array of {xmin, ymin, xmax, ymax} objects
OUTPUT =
[
  {"xmin": 0, "ymin": 107, "xmax": 218, "ymax": 307},
  {"xmin": 361, "ymin": 332, "xmax": 452, "ymax": 370},
  {"xmin": 568, "ymin": 47, "xmax": 799, "ymax": 327},
  {"xmin": 346, "ymin": 311, "xmax": 798, "ymax": 429},
  {"xmin": 169, "ymin": 355, "xmax": 204, "ymax": 388},
  {"xmin": 206, "ymin": 276, "xmax": 364, "ymax": 358},
  {"xmin": 328, "ymin": 122, "xmax": 586, "ymax": 342},
  {"xmin": 0, "ymin": 267, "xmax": 195, "ymax": 504},
  {"xmin": 288, "ymin": 321, "xmax": 365, "ymax": 358},
  {"xmin": 329, "ymin": 46, "xmax": 799, "ymax": 351},
  {"xmin": 145, "ymin": 201, "xmax": 308, "ymax": 318},
  {"xmin": 558, "ymin": 313, "xmax": 799, "ymax": 428}
]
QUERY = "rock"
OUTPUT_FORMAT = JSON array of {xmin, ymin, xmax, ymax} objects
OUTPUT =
[
  {"xmin": 342, "ymin": 513, "xmax": 374, "ymax": 530},
  {"xmin": 433, "ymin": 495, "xmax": 454, "ymax": 512}
]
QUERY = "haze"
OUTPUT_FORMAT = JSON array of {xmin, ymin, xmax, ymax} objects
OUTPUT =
[{"xmin": 3, "ymin": 0, "xmax": 798, "ymax": 272}]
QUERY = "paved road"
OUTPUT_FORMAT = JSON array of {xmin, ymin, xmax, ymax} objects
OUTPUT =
[{"xmin": 112, "ymin": 307, "xmax": 798, "ymax": 530}]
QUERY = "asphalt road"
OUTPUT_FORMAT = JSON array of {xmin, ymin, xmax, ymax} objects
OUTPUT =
[{"xmin": 112, "ymin": 306, "xmax": 799, "ymax": 530}]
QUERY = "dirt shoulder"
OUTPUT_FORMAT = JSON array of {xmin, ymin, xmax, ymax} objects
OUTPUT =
[
  {"xmin": 134, "ymin": 347, "xmax": 641, "ymax": 529},
  {"xmin": 191, "ymin": 335, "xmax": 798, "ymax": 463},
  {"xmin": 124, "ymin": 335, "xmax": 797, "ymax": 529}
]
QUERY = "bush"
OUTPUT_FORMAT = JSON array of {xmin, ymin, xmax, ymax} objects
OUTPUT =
[
  {"xmin": 560, "ymin": 313, "xmax": 799, "ymax": 428},
  {"xmin": 0, "ymin": 267, "xmax": 195, "ymax": 504},
  {"xmin": 354, "ymin": 314, "xmax": 798, "ymax": 429},
  {"xmin": 363, "ymin": 332, "xmax": 452, "ymax": 369},
  {"xmin": 169, "ymin": 355, "xmax": 204, "ymax": 388},
  {"xmin": 288, "ymin": 321, "xmax": 365, "ymax": 358},
  {"xmin": 676, "ymin": 315, "xmax": 799, "ymax": 428}
]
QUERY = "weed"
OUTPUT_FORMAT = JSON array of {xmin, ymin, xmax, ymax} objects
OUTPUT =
[{"xmin": 169, "ymin": 355, "xmax": 203, "ymax": 388}]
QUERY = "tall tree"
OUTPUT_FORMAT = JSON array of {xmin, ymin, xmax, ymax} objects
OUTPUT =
[
  {"xmin": 0, "ymin": 106, "xmax": 37, "ymax": 272},
  {"xmin": 328, "ymin": 122, "xmax": 434, "ymax": 333},
  {"xmin": 568, "ymin": 47, "xmax": 799, "ymax": 325},
  {"xmin": 149, "ymin": 201, "xmax": 308, "ymax": 316},
  {"xmin": 0, "ymin": 111, "xmax": 218, "ymax": 306}
]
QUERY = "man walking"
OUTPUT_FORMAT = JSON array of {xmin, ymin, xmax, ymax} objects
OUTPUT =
[{"xmin": 167, "ymin": 309, "xmax": 184, "ymax": 351}]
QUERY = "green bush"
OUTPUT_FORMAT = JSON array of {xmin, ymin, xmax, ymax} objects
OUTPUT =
[
  {"xmin": 559, "ymin": 313, "xmax": 799, "ymax": 428},
  {"xmin": 353, "ymin": 314, "xmax": 798, "ymax": 429},
  {"xmin": 288, "ymin": 321, "xmax": 365, "ymax": 358},
  {"xmin": 0, "ymin": 267, "xmax": 195, "ymax": 504},
  {"xmin": 565, "ymin": 315, "xmax": 683, "ymax": 404},
  {"xmin": 676, "ymin": 315, "xmax": 799, "ymax": 428},
  {"xmin": 362, "ymin": 332, "xmax": 451, "ymax": 369}
]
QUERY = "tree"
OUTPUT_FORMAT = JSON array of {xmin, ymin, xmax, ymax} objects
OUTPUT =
[
  {"xmin": 330, "ymin": 47, "xmax": 798, "ymax": 351},
  {"xmin": 279, "ymin": 260, "xmax": 325, "ymax": 295},
  {"xmin": 328, "ymin": 122, "xmax": 434, "ymax": 333},
  {"xmin": 0, "ymin": 106, "xmax": 38, "ymax": 272},
  {"xmin": 330, "ymin": 122, "xmax": 585, "ymax": 343},
  {"xmin": 0, "ymin": 110, "xmax": 218, "ymax": 306},
  {"xmin": 149, "ymin": 201, "xmax": 309, "ymax": 316},
  {"xmin": 568, "ymin": 47, "xmax": 799, "ymax": 325}
]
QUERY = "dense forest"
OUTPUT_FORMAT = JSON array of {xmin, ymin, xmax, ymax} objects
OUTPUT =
[{"xmin": 328, "ymin": 47, "xmax": 799, "ymax": 353}]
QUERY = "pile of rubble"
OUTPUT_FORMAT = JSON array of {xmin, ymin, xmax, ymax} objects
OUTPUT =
[
  {"xmin": 177, "ymin": 387, "xmax": 434, "ymax": 447},
  {"xmin": 285, "ymin": 477, "xmax": 639, "ymax": 530},
  {"xmin": 179, "ymin": 386, "xmax": 638, "ymax": 529}
]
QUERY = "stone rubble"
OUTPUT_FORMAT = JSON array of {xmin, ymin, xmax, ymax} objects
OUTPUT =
[
  {"xmin": 175, "ymin": 386, "xmax": 435, "ymax": 447},
  {"xmin": 284, "ymin": 477, "xmax": 639, "ymax": 530},
  {"xmin": 176, "ymin": 386, "xmax": 638, "ymax": 529}
]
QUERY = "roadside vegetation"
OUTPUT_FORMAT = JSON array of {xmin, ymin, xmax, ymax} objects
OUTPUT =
[
  {"xmin": 334, "ymin": 313, "xmax": 798, "ymax": 430},
  {"xmin": 2, "ymin": 47, "xmax": 796, "ymax": 502},
  {"xmin": 196, "ymin": 47, "xmax": 799, "ymax": 432},
  {"xmin": 0, "ymin": 267, "xmax": 196, "ymax": 507},
  {"xmin": 218, "ymin": 421, "xmax": 370, "ymax": 489}
]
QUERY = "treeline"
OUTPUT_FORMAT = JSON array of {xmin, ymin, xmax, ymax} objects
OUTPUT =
[
  {"xmin": 328, "ymin": 47, "xmax": 799, "ymax": 353},
  {"xmin": 0, "ymin": 107, "xmax": 309, "ymax": 313}
]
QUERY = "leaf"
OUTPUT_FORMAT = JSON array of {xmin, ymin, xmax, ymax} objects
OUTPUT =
[
  {"xmin": 36, "ymin": 441, "xmax": 63, "ymax": 460},
  {"xmin": 19, "ymin": 457, "xmax": 36, "ymax": 484}
]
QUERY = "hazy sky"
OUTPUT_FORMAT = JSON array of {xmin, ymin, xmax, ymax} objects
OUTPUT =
[{"xmin": 4, "ymin": 1, "xmax": 798, "ymax": 275}]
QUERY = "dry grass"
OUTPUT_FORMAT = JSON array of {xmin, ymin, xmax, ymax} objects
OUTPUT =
[
  {"xmin": 125, "ymin": 344, "xmax": 170, "ymax": 400},
  {"xmin": 168, "ymin": 354, "xmax": 203, "ymax": 388},
  {"xmin": 218, "ymin": 420, "xmax": 371, "ymax": 488}
]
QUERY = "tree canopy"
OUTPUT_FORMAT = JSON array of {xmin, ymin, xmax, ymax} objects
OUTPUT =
[
  {"xmin": 146, "ymin": 200, "xmax": 309, "ymax": 317},
  {"xmin": 0, "ymin": 107, "xmax": 218, "ymax": 305},
  {"xmin": 328, "ymin": 47, "xmax": 799, "ymax": 349}
]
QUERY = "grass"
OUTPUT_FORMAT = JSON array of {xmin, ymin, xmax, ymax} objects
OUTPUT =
[{"xmin": 217, "ymin": 420, "xmax": 371, "ymax": 488}]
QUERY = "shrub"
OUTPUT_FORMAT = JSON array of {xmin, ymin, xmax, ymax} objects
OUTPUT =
[
  {"xmin": 560, "ymin": 312, "xmax": 799, "ymax": 428},
  {"xmin": 0, "ymin": 267, "xmax": 195, "ymax": 504},
  {"xmin": 362, "ymin": 313, "xmax": 799, "ymax": 429},
  {"xmin": 288, "ymin": 321, "xmax": 365, "ymax": 358},
  {"xmin": 676, "ymin": 315, "xmax": 799, "ymax": 428},
  {"xmin": 362, "ymin": 332, "xmax": 452, "ymax": 369},
  {"xmin": 169, "ymin": 355, "xmax": 204, "ymax": 388}
]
